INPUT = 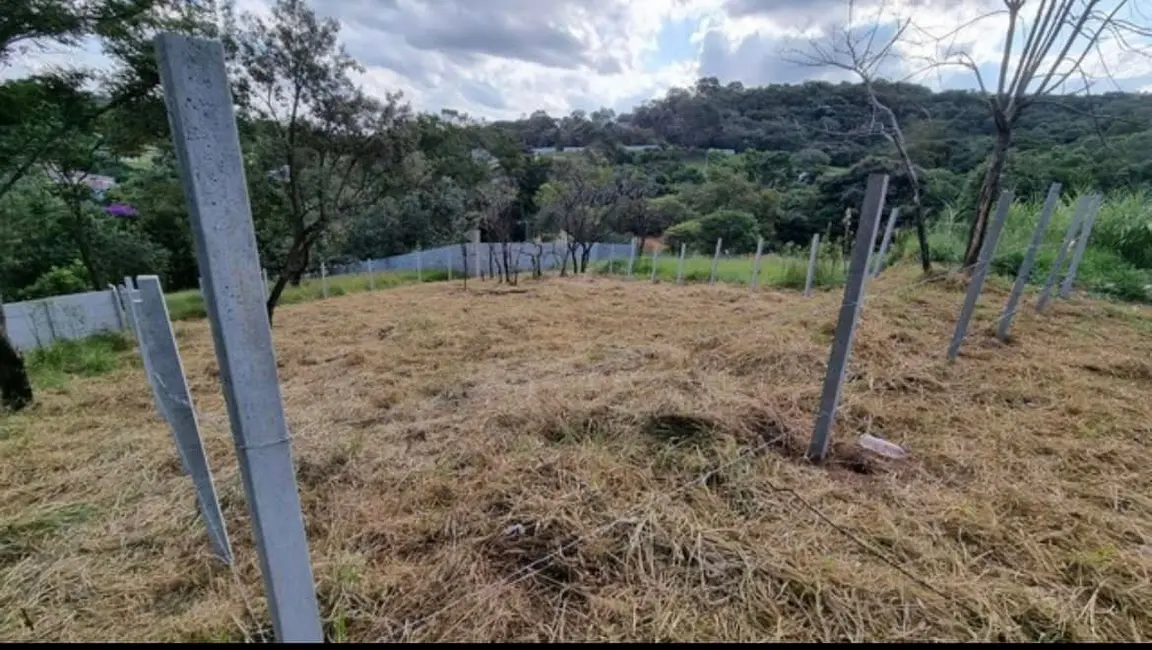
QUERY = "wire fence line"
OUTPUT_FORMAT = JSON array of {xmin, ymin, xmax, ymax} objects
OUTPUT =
[
  {"xmin": 108, "ymin": 140, "xmax": 1093, "ymax": 641},
  {"xmin": 128, "ymin": 248, "xmax": 1034, "ymax": 640}
]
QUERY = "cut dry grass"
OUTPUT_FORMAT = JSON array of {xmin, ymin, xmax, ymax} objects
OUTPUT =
[{"xmin": 3, "ymin": 270, "xmax": 1152, "ymax": 641}]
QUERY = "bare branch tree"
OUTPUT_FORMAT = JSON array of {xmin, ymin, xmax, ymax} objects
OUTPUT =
[
  {"xmin": 471, "ymin": 176, "xmax": 519, "ymax": 284},
  {"xmin": 785, "ymin": 0, "xmax": 933, "ymax": 273},
  {"xmin": 909, "ymin": 0, "xmax": 1150, "ymax": 268}
]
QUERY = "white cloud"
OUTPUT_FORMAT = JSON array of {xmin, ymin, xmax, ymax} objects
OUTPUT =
[{"xmin": 3, "ymin": 0, "xmax": 1148, "ymax": 121}]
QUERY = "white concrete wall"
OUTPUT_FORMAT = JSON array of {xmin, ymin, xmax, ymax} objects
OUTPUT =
[{"xmin": 4, "ymin": 289, "xmax": 125, "ymax": 352}]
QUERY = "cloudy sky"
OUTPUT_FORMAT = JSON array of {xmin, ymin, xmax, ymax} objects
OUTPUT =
[{"xmin": 4, "ymin": 0, "xmax": 1151, "ymax": 120}]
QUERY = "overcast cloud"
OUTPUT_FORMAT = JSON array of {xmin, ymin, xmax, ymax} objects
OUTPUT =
[{"xmin": 3, "ymin": 0, "xmax": 1149, "ymax": 120}]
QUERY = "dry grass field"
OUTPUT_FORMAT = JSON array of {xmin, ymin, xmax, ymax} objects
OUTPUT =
[{"xmin": 3, "ymin": 269, "xmax": 1152, "ymax": 642}]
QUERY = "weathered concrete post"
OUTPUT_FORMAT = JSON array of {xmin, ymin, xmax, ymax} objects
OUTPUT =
[
  {"xmin": 709, "ymin": 238, "xmax": 723, "ymax": 285},
  {"xmin": 367, "ymin": 260, "xmax": 376, "ymax": 290},
  {"xmin": 135, "ymin": 275, "xmax": 233, "ymax": 564},
  {"xmin": 649, "ymin": 246, "xmax": 660, "ymax": 282},
  {"xmin": 108, "ymin": 284, "xmax": 126, "ymax": 331},
  {"xmin": 804, "ymin": 234, "xmax": 820, "ymax": 297},
  {"xmin": 807, "ymin": 174, "xmax": 888, "ymax": 462},
  {"xmin": 947, "ymin": 190, "xmax": 1014, "ymax": 362},
  {"xmin": 626, "ymin": 237, "xmax": 637, "ymax": 277},
  {"xmin": 473, "ymin": 230, "xmax": 483, "ymax": 279},
  {"xmin": 676, "ymin": 243, "xmax": 686, "ymax": 285},
  {"xmin": 155, "ymin": 32, "xmax": 322, "ymax": 642},
  {"xmin": 997, "ymin": 182, "xmax": 1061, "ymax": 341},
  {"xmin": 871, "ymin": 208, "xmax": 899, "ymax": 277},
  {"xmin": 749, "ymin": 236, "xmax": 765, "ymax": 291},
  {"xmin": 1059, "ymin": 193, "xmax": 1103, "ymax": 299},
  {"xmin": 1037, "ymin": 194, "xmax": 1091, "ymax": 313}
]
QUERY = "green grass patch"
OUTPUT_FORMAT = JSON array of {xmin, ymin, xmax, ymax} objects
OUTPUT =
[
  {"xmin": 900, "ymin": 189, "xmax": 1152, "ymax": 304},
  {"xmin": 165, "ymin": 268, "xmax": 454, "ymax": 322},
  {"xmin": 25, "ymin": 331, "xmax": 132, "ymax": 390},
  {"xmin": 595, "ymin": 247, "xmax": 845, "ymax": 291}
]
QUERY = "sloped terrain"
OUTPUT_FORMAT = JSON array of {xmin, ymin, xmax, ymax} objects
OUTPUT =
[{"xmin": 3, "ymin": 270, "xmax": 1152, "ymax": 642}]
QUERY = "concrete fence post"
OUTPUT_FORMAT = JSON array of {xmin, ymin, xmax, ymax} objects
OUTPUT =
[
  {"xmin": 122, "ymin": 278, "xmax": 155, "ymax": 396},
  {"xmin": 262, "ymin": 268, "xmax": 270, "ymax": 299},
  {"xmin": 472, "ymin": 237, "xmax": 481, "ymax": 279},
  {"xmin": 135, "ymin": 275, "xmax": 233, "ymax": 564},
  {"xmin": 807, "ymin": 174, "xmax": 888, "ymax": 462},
  {"xmin": 626, "ymin": 237, "xmax": 637, "ymax": 277},
  {"xmin": 367, "ymin": 260, "xmax": 376, "ymax": 290},
  {"xmin": 709, "ymin": 238, "xmax": 723, "ymax": 285},
  {"xmin": 416, "ymin": 247, "xmax": 423, "ymax": 283},
  {"xmin": 947, "ymin": 190, "xmax": 1014, "ymax": 362},
  {"xmin": 1059, "ymin": 193, "xmax": 1103, "ymax": 300},
  {"xmin": 997, "ymin": 182, "xmax": 1061, "ymax": 341},
  {"xmin": 804, "ymin": 234, "xmax": 820, "ymax": 297},
  {"xmin": 676, "ymin": 243, "xmax": 686, "ymax": 285},
  {"xmin": 749, "ymin": 236, "xmax": 765, "ymax": 291},
  {"xmin": 649, "ymin": 246, "xmax": 660, "ymax": 282},
  {"xmin": 320, "ymin": 262, "xmax": 329, "ymax": 298},
  {"xmin": 122, "ymin": 276, "xmax": 138, "ymax": 335},
  {"xmin": 871, "ymin": 208, "xmax": 900, "ymax": 277},
  {"xmin": 1037, "ymin": 194, "xmax": 1091, "ymax": 313},
  {"xmin": 155, "ymin": 32, "xmax": 322, "ymax": 642},
  {"xmin": 108, "ymin": 284, "xmax": 126, "ymax": 331}
]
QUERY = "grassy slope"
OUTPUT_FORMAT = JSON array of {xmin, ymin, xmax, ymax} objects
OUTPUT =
[
  {"xmin": 897, "ymin": 190, "xmax": 1152, "ymax": 303},
  {"xmin": 4, "ymin": 271, "xmax": 1152, "ymax": 641},
  {"xmin": 162, "ymin": 251, "xmax": 846, "ymax": 323}
]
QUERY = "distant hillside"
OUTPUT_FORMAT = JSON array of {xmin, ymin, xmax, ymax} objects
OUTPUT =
[{"xmin": 492, "ymin": 78, "xmax": 1152, "ymax": 180}]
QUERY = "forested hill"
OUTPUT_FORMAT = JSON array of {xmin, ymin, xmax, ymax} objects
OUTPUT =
[{"xmin": 493, "ymin": 78, "xmax": 1152, "ymax": 180}]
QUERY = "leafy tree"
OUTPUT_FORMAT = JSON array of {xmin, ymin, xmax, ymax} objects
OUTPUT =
[
  {"xmin": 535, "ymin": 158, "xmax": 615, "ymax": 274},
  {"xmin": 0, "ymin": 0, "xmax": 217, "ymax": 411},
  {"xmin": 224, "ymin": 0, "xmax": 415, "ymax": 321},
  {"xmin": 697, "ymin": 210, "xmax": 760, "ymax": 254},
  {"xmin": 663, "ymin": 219, "xmax": 702, "ymax": 254}
]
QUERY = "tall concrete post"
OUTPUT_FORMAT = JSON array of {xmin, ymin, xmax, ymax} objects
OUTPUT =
[{"xmin": 155, "ymin": 32, "xmax": 322, "ymax": 642}]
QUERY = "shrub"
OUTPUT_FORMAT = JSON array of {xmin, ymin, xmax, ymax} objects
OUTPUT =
[
  {"xmin": 20, "ymin": 261, "xmax": 89, "ymax": 300},
  {"xmin": 697, "ymin": 209, "xmax": 760, "ymax": 254}
]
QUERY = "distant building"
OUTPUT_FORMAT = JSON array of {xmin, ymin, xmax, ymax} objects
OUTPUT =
[
  {"xmin": 45, "ymin": 170, "xmax": 118, "ymax": 199},
  {"xmin": 531, "ymin": 144, "xmax": 664, "ymax": 157},
  {"xmin": 530, "ymin": 146, "xmax": 586, "ymax": 157},
  {"xmin": 266, "ymin": 165, "xmax": 290, "ymax": 182},
  {"xmin": 469, "ymin": 148, "xmax": 500, "ymax": 168}
]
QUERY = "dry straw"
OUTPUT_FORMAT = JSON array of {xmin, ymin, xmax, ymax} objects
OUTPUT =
[{"xmin": 3, "ymin": 267, "xmax": 1152, "ymax": 642}]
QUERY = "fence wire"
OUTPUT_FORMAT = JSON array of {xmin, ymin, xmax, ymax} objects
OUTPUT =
[{"xmin": 128, "ymin": 239, "xmax": 1072, "ymax": 640}]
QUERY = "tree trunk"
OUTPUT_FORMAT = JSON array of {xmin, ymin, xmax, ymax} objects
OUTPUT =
[
  {"xmin": 69, "ymin": 203, "xmax": 103, "ymax": 290},
  {"xmin": 567, "ymin": 243, "xmax": 581, "ymax": 274},
  {"xmin": 267, "ymin": 230, "xmax": 318, "ymax": 323},
  {"xmin": 580, "ymin": 244, "xmax": 593, "ymax": 273},
  {"xmin": 0, "ymin": 302, "xmax": 33, "ymax": 411},
  {"xmin": 288, "ymin": 245, "xmax": 310, "ymax": 286},
  {"xmin": 964, "ymin": 126, "xmax": 1013, "ymax": 270},
  {"xmin": 459, "ymin": 242, "xmax": 470, "ymax": 289},
  {"xmin": 914, "ymin": 204, "xmax": 931, "ymax": 273}
]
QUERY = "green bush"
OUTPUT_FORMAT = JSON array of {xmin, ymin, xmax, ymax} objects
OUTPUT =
[
  {"xmin": 20, "ymin": 261, "xmax": 90, "ymax": 300},
  {"xmin": 664, "ymin": 219, "xmax": 702, "ymax": 253},
  {"xmin": 27, "ymin": 331, "xmax": 131, "ymax": 389},
  {"xmin": 923, "ymin": 190, "xmax": 1152, "ymax": 304},
  {"xmin": 698, "ymin": 209, "xmax": 760, "ymax": 254}
]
